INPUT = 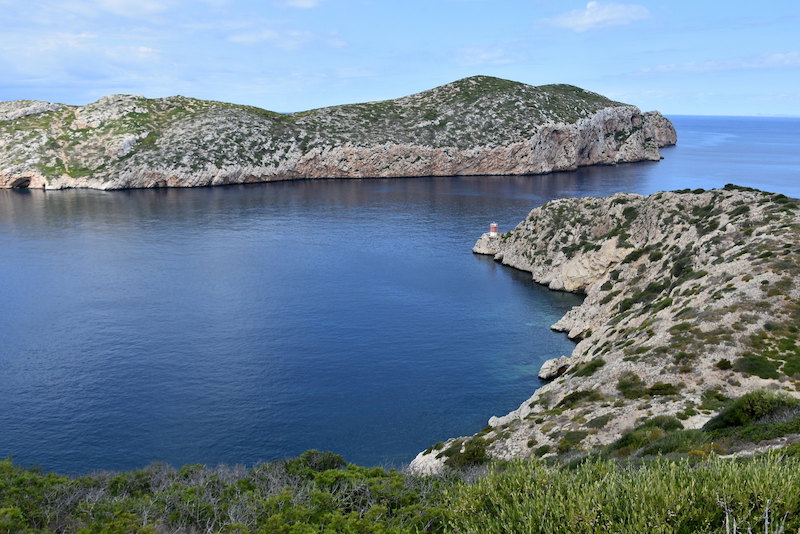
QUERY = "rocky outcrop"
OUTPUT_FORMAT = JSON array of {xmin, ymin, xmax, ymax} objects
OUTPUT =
[
  {"xmin": 538, "ymin": 356, "xmax": 572, "ymax": 380},
  {"xmin": 0, "ymin": 100, "xmax": 61, "ymax": 122},
  {"xmin": 0, "ymin": 76, "xmax": 675, "ymax": 190},
  {"xmin": 411, "ymin": 186, "xmax": 800, "ymax": 474}
]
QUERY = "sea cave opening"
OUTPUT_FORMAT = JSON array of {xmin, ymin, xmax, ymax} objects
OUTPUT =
[{"xmin": 11, "ymin": 177, "xmax": 31, "ymax": 188}]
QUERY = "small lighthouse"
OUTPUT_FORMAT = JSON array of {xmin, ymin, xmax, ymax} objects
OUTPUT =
[{"xmin": 489, "ymin": 222, "xmax": 498, "ymax": 237}]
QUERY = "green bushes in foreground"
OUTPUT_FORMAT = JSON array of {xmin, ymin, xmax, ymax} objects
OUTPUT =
[
  {"xmin": 4, "ymin": 391, "xmax": 800, "ymax": 533},
  {"xmin": 0, "ymin": 451, "xmax": 450, "ymax": 534},
  {"xmin": 3, "ymin": 452, "xmax": 800, "ymax": 533},
  {"xmin": 445, "ymin": 454, "xmax": 800, "ymax": 534}
]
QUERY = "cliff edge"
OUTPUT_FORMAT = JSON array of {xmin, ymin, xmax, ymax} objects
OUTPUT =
[
  {"xmin": 410, "ymin": 185, "xmax": 800, "ymax": 474},
  {"xmin": 0, "ymin": 76, "xmax": 675, "ymax": 190}
]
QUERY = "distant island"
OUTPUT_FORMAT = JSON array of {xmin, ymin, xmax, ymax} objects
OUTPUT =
[
  {"xmin": 412, "ymin": 185, "xmax": 800, "ymax": 473},
  {"xmin": 0, "ymin": 76, "xmax": 675, "ymax": 190}
]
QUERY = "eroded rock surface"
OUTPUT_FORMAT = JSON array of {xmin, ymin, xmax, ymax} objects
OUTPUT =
[
  {"xmin": 0, "ymin": 76, "xmax": 675, "ymax": 190},
  {"xmin": 539, "ymin": 357, "xmax": 573, "ymax": 380},
  {"xmin": 411, "ymin": 186, "xmax": 800, "ymax": 473}
]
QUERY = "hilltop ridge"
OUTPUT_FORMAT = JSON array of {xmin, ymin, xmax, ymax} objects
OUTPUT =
[{"xmin": 0, "ymin": 76, "xmax": 675, "ymax": 190}]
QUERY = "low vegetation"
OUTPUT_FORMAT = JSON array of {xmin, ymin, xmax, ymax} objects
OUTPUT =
[
  {"xmin": 1, "ymin": 75, "xmax": 647, "ymax": 189},
  {"xmin": 3, "ymin": 431, "xmax": 800, "ymax": 533},
  {"xmin": 599, "ymin": 390, "xmax": 800, "ymax": 460}
]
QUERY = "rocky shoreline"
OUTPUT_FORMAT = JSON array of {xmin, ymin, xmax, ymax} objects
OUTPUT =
[
  {"xmin": 410, "ymin": 185, "xmax": 800, "ymax": 474},
  {"xmin": 0, "ymin": 76, "xmax": 675, "ymax": 190}
]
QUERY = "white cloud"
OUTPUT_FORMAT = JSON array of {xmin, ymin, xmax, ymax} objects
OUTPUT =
[
  {"xmin": 97, "ymin": 0, "xmax": 168, "ymax": 17},
  {"xmin": 282, "ymin": 0, "xmax": 320, "ymax": 7},
  {"xmin": 229, "ymin": 29, "xmax": 281, "ymax": 44},
  {"xmin": 454, "ymin": 46, "xmax": 521, "ymax": 67},
  {"xmin": 105, "ymin": 45, "xmax": 161, "ymax": 61},
  {"xmin": 547, "ymin": 2, "xmax": 650, "ymax": 32},
  {"xmin": 335, "ymin": 67, "xmax": 374, "ymax": 78},
  {"xmin": 229, "ymin": 29, "xmax": 325, "ymax": 50},
  {"xmin": 47, "ymin": 0, "xmax": 170, "ymax": 18},
  {"xmin": 19, "ymin": 31, "xmax": 97, "ymax": 53},
  {"xmin": 642, "ymin": 52, "xmax": 800, "ymax": 73}
]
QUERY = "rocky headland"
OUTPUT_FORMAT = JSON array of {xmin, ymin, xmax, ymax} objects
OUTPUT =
[
  {"xmin": 0, "ymin": 76, "xmax": 675, "ymax": 190},
  {"xmin": 410, "ymin": 185, "xmax": 800, "ymax": 474}
]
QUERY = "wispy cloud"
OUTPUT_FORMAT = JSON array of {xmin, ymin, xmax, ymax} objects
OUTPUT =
[
  {"xmin": 50, "ymin": 0, "xmax": 170, "ymax": 19},
  {"xmin": 642, "ymin": 52, "xmax": 800, "ymax": 73},
  {"xmin": 546, "ymin": 2, "xmax": 650, "ymax": 32},
  {"xmin": 229, "ymin": 28, "xmax": 342, "ymax": 50},
  {"xmin": 281, "ymin": 0, "xmax": 320, "ymax": 7},
  {"xmin": 229, "ymin": 29, "xmax": 281, "ymax": 44},
  {"xmin": 97, "ymin": 0, "xmax": 168, "ymax": 17},
  {"xmin": 453, "ymin": 46, "xmax": 522, "ymax": 67}
]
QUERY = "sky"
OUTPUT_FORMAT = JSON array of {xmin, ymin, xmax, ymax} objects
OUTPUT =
[{"xmin": 0, "ymin": 1, "xmax": 798, "ymax": 116}]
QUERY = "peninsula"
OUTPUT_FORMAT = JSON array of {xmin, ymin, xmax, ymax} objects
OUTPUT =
[
  {"xmin": 411, "ymin": 185, "xmax": 800, "ymax": 473},
  {"xmin": 0, "ymin": 76, "xmax": 675, "ymax": 190}
]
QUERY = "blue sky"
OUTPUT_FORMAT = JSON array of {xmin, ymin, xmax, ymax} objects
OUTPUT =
[{"xmin": 1, "ymin": 1, "xmax": 798, "ymax": 115}]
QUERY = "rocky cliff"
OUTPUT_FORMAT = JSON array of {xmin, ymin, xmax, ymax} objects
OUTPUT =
[
  {"xmin": 0, "ymin": 76, "xmax": 675, "ymax": 190},
  {"xmin": 410, "ymin": 185, "xmax": 800, "ymax": 473}
]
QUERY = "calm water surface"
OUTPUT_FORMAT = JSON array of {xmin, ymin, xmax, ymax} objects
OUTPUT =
[{"xmin": 1, "ymin": 116, "xmax": 798, "ymax": 473}]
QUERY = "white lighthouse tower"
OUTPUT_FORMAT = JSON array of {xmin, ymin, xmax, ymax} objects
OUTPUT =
[{"xmin": 489, "ymin": 222, "xmax": 498, "ymax": 237}]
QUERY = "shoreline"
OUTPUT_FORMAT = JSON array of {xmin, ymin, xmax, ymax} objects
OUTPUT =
[
  {"xmin": 410, "ymin": 186, "xmax": 800, "ymax": 474},
  {"xmin": 2, "ymin": 153, "xmax": 670, "ymax": 192}
]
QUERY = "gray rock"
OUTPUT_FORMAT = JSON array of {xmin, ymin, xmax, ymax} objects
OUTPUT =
[
  {"xmin": 0, "ymin": 76, "xmax": 676, "ymax": 190},
  {"xmin": 410, "ymin": 187, "xmax": 800, "ymax": 474},
  {"xmin": 538, "ymin": 356, "xmax": 572, "ymax": 380}
]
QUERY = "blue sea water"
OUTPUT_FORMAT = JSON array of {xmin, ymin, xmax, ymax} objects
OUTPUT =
[{"xmin": 0, "ymin": 116, "xmax": 798, "ymax": 474}]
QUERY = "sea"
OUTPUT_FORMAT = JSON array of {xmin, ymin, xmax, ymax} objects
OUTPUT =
[{"xmin": 1, "ymin": 115, "xmax": 798, "ymax": 474}]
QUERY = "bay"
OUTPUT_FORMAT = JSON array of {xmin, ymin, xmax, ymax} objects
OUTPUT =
[{"xmin": 0, "ymin": 115, "xmax": 798, "ymax": 474}]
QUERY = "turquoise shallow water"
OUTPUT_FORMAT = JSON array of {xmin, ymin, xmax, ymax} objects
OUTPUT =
[{"xmin": 0, "ymin": 115, "xmax": 798, "ymax": 474}]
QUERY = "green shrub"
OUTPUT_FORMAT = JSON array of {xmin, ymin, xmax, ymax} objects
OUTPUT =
[
  {"xmin": 640, "ymin": 415, "xmax": 684, "ymax": 432},
  {"xmin": 557, "ymin": 431, "xmax": 589, "ymax": 453},
  {"xmin": 605, "ymin": 417, "xmax": 686, "ymax": 457},
  {"xmin": 557, "ymin": 390, "xmax": 603, "ymax": 409},
  {"xmin": 618, "ymin": 297, "xmax": 636, "ymax": 312},
  {"xmin": 638, "ymin": 429, "xmax": 708, "ymax": 456},
  {"xmin": 573, "ymin": 358, "xmax": 606, "ymax": 377},
  {"xmin": 605, "ymin": 426, "xmax": 666, "ymax": 456},
  {"xmin": 622, "ymin": 248, "xmax": 647, "ymax": 264},
  {"xmin": 703, "ymin": 390, "xmax": 800, "ymax": 432},
  {"xmin": 107, "ymin": 470, "xmax": 152, "ymax": 498},
  {"xmin": 622, "ymin": 206, "xmax": 638, "ymax": 222},
  {"xmin": 0, "ymin": 507, "xmax": 28, "ymax": 534},
  {"xmin": 445, "ymin": 438, "xmax": 489, "ymax": 469},
  {"xmin": 647, "ymin": 382, "xmax": 679, "ymax": 396},
  {"xmin": 446, "ymin": 455, "xmax": 800, "ymax": 534},
  {"xmin": 617, "ymin": 373, "xmax": 647, "ymax": 399},
  {"xmin": 733, "ymin": 353, "xmax": 781, "ymax": 379},
  {"xmin": 284, "ymin": 449, "xmax": 346, "ymax": 476},
  {"xmin": 700, "ymin": 390, "xmax": 729, "ymax": 411},
  {"xmin": 715, "ymin": 358, "xmax": 733, "ymax": 370},
  {"xmin": 0, "ymin": 454, "xmax": 450, "ymax": 533},
  {"xmin": 735, "ymin": 413, "xmax": 800, "ymax": 443},
  {"xmin": 586, "ymin": 414, "xmax": 612, "ymax": 429},
  {"xmin": 729, "ymin": 205, "xmax": 750, "ymax": 217}
]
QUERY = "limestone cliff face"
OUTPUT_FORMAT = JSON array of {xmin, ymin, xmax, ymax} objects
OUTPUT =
[
  {"xmin": 410, "ymin": 186, "xmax": 800, "ymax": 474},
  {"xmin": 0, "ymin": 76, "xmax": 675, "ymax": 190}
]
